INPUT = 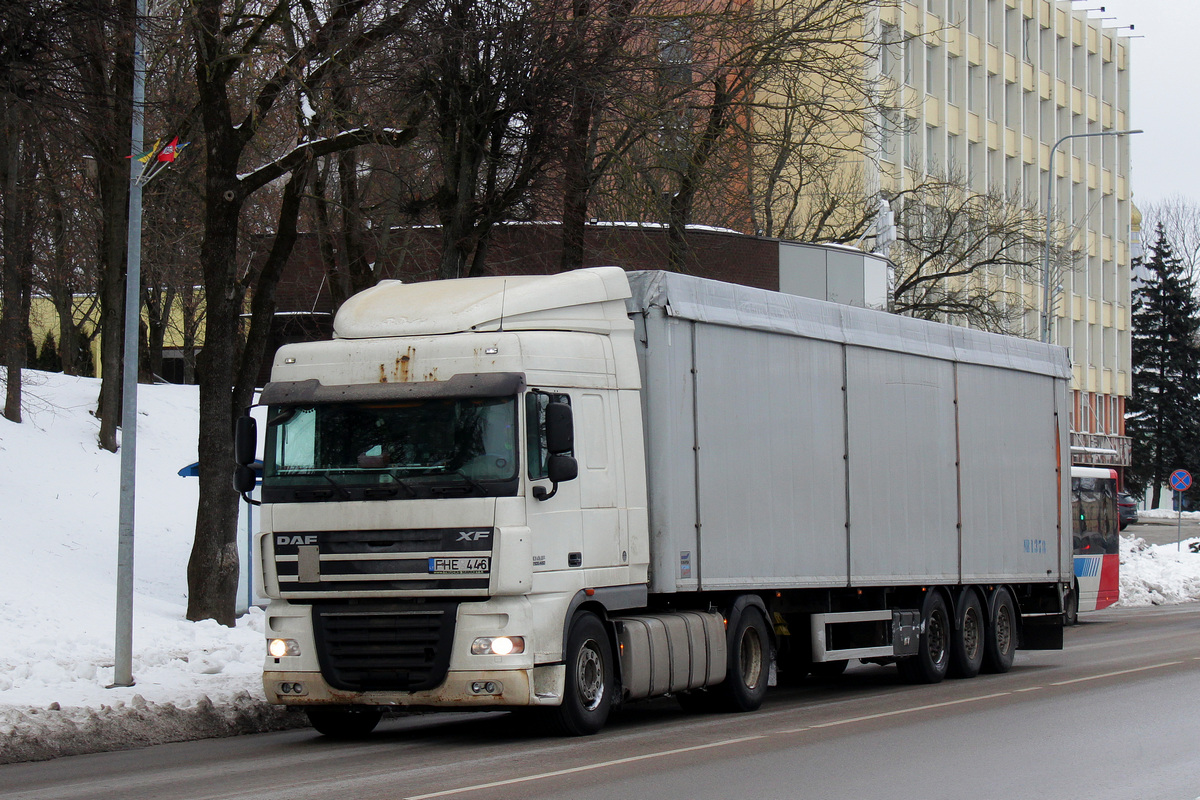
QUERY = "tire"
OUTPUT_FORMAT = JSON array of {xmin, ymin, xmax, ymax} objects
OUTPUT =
[
  {"xmin": 549, "ymin": 612, "xmax": 613, "ymax": 736},
  {"xmin": 948, "ymin": 587, "xmax": 985, "ymax": 679},
  {"xmin": 1063, "ymin": 581, "xmax": 1079, "ymax": 627},
  {"xmin": 305, "ymin": 706, "xmax": 382, "ymax": 739},
  {"xmin": 982, "ymin": 587, "xmax": 1017, "ymax": 674},
  {"xmin": 712, "ymin": 604, "xmax": 771, "ymax": 712},
  {"xmin": 897, "ymin": 589, "xmax": 951, "ymax": 684}
]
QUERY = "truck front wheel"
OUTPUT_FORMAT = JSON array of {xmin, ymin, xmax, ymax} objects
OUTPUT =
[
  {"xmin": 305, "ymin": 706, "xmax": 382, "ymax": 738},
  {"xmin": 550, "ymin": 612, "xmax": 613, "ymax": 736}
]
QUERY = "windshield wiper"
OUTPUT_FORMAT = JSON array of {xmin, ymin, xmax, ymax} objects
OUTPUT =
[
  {"xmin": 321, "ymin": 473, "xmax": 353, "ymax": 499},
  {"xmin": 383, "ymin": 471, "xmax": 419, "ymax": 498}
]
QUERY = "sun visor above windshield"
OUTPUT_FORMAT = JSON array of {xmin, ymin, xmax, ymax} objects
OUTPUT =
[{"xmin": 260, "ymin": 372, "xmax": 526, "ymax": 406}]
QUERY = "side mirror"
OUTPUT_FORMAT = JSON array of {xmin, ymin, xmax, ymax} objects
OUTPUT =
[
  {"xmin": 545, "ymin": 402, "xmax": 574, "ymax": 454},
  {"xmin": 233, "ymin": 464, "xmax": 257, "ymax": 494},
  {"xmin": 533, "ymin": 454, "xmax": 578, "ymax": 502},
  {"xmin": 235, "ymin": 414, "xmax": 257, "ymax": 466},
  {"xmin": 547, "ymin": 454, "xmax": 578, "ymax": 484}
]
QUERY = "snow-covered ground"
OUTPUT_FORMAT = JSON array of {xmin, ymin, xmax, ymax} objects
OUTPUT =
[
  {"xmin": 3, "ymin": 370, "xmax": 1200, "ymax": 764},
  {"xmin": 0, "ymin": 372, "xmax": 298, "ymax": 764}
]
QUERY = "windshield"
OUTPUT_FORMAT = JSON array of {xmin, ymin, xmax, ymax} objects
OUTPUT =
[{"xmin": 263, "ymin": 396, "xmax": 518, "ymax": 502}]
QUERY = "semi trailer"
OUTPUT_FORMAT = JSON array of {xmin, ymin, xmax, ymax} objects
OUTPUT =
[{"xmin": 234, "ymin": 266, "xmax": 1072, "ymax": 737}]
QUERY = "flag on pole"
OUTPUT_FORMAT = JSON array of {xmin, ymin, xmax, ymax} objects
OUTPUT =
[
  {"xmin": 157, "ymin": 137, "xmax": 189, "ymax": 162},
  {"xmin": 127, "ymin": 138, "xmax": 161, "ymax": 163}
]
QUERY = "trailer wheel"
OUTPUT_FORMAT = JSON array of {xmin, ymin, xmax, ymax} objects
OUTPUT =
[
  {"xmin": 948, "ymin": 588, "xmax": 985, "ymax": 679},
  {"xmin": 714, "ymin": 605, "xmax": 770, "ymax": 712},
  {"xmin": 982, "ymin": 587, "xmax": 1017, "ymax": 674},
  {"xmin": 305, "ymin": 706, "xmax": 382, "ymax": 739},
  {"xmin": 1063, "ymin": 580, "xmax": 1079, "ymax": 626},
  {"xmin": 897, "ymin": 589, "xmax": 950, "ymax": 684},
  {"xmin": 549, "ymin": 612, "xmax": 613, "ymax": 736}
]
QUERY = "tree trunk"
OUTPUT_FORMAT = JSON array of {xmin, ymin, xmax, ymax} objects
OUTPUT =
[
  {"xmin": 560, "ymin": 93, "xmax": 595, "ymax": 271},
  {"xmin": 187, "ymin": 194, "xmax": 244, "ymax": 625},
  {"xmin": 1, "ymin": 99, "xmax": 29, "ymax": 422},
  {"xmin": 95, "ymin": 153, "xmax": 130, "ymax": 449}
]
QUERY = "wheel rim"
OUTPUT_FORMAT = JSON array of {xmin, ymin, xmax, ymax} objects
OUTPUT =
[
  {"xmin": 928, "ymin": 608, "xmax": 948, "ymax": 667},
  {"xmin": 738, "ymin": 623, "xmax": 764, "ymax": 690},
  {"xmin": 576, "ymin": 638, "xmax": 605, "ymax": 711},
  {"xmin": 963, "ymin": 606, "xmax": 981, "ymax": 660},
  {"xmin": 995, "ymin": 604, "xmax": 1013, "ymax": 655}
]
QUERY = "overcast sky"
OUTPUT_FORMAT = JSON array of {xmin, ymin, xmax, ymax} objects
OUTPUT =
[{"xmin": 1093, "ymin": 1, "xmax": 1199, "ymax": 207}]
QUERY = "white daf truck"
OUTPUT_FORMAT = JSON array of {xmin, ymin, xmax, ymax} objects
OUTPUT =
[{"xmin": 234, "ymin": 267, "xmax": 1071, "ymax": 737}]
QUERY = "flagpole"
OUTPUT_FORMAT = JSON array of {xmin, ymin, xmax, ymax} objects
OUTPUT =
[{"xmin": 112, "ymin": 0, "xmax": 147, "ymax": 689}]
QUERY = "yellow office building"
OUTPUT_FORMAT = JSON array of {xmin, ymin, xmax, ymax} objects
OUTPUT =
[{"xmin": 872, "ymin": 0, "xmax": 1132, "ymax": 467}]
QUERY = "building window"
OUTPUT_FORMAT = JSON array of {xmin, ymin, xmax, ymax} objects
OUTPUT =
[{"xmin": 947, "ymin": 55, "xmax": 960, "ymax": 105}]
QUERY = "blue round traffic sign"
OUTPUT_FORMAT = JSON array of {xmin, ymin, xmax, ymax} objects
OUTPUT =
[{"xmin": 1170, "ymin": 469, "xmax": 1192, "ymax": 492}]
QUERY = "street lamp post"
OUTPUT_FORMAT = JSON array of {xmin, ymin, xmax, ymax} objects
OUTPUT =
[{"xmin": 1041, "ymin": 128, "xmax": 1142, "ymax": 344}]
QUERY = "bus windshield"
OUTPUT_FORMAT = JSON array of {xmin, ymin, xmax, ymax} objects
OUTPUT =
[{"xmin": 263, "ymin": 396, "xmax": 518, "ymax": 501}]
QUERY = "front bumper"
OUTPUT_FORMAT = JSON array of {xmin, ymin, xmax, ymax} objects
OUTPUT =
[{"xmin": 264, "ymin": 664, "xmax": 566, "ymax": 708}]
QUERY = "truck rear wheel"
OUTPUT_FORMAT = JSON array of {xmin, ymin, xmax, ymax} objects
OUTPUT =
[
  {"xmin": 1063, "ymin": 580, "xmax": 1079, "ymax": 626},
  {"xmin": 550, "ymin": 612, "xmax": 613, "ymax": 736},
  {"xmin": 305, "ymin": 706, "xmax": 382, "ymax": 738},
  {"xmin": 897, "ymin": 589, "xmax": 950, "ymax": 684},
  {"xmin": 716, "ymin": 604, "xmax": 771, "ymax": 712},
  {"xmin": 948, "ymin": 588, "xmax": 985, "ymax": 679},
  {"xmin": 982, "ymin": 587, "xmax": 1017, "ymax": 673}
]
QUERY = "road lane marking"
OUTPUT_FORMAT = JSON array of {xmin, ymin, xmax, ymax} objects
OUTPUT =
[
  {"xmin": 1050, "ymin": 661, "xmax": 1184, "ymax": 686},
  {"xmin": 406, "ymin": 660, "xmax": 1197, "ymax": 798},
  {"xmin": 777, "ymin": 691, "xmax": 1012, "ymax": 734},
  {"xmin": 402, "ymin": 735, "xmax": 767, "ymax": 799}
]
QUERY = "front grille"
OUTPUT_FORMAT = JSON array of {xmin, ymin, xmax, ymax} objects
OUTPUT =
[
  {"xmin": 312, "ymin": 602, "xmax": 457, "ymax": 692},
  {"xmin": 272, "ymin": 528, "xmax": 492, "ymax": 597}
]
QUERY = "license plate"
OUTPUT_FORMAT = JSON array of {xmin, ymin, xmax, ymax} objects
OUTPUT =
[{"xmin": 428, "ymin": 557, "xmax": 490, "ymax": 574}]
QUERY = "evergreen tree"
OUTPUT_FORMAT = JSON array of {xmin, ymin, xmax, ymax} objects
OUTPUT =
[
  {"xmin": 1127, "ymin": 224, "xmax": 1200, "ymax": 507},
  {"xmin": 37, "ymin": 332, "xmax": 62, "ymax": 372}
]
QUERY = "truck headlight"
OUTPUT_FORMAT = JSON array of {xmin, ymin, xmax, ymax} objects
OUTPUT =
[
  {"xmin": 471, "ymin": 636, "xmax": 524, "ymax": 656},
  {"xmin": 268, "ymin": 638, "xmax": 301, "ymax": 658}
]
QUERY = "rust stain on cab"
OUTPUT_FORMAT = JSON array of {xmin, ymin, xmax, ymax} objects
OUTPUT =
[
  {"xmin": 378, "ymin": 364, "xmax": 388, "ymax": 383},
  {"xmin": 395, "ymin": 350, "xmax": 413, "ymax": 382}
]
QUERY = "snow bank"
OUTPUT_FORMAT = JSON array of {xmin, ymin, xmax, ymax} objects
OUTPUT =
[
  {"xmin": 0, "ymin": 372, "xmax": 300, "ymax": 764},
  {"xmin": 1117, "ymin": 534, "xmax": 1200, "ymax": 607}
]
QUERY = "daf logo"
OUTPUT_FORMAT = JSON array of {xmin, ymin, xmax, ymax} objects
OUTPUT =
[
  {"xmin": 457, "ymin": 531, "xmax": 491, "ymax": 542},
  {"xmin": 276, "ymin": 535, "xmax": 318, "ymax": 546}
]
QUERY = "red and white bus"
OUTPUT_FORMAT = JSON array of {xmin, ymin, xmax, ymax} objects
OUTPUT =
[{"xmin": 1069, "ymin": 466, "xmax": 1120, "ymax": 618}]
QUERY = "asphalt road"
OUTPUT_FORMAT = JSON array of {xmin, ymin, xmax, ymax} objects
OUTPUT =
[
  {"xmin": 1127, "ymin": 516, "xmax": 1200, "ymax": 547},
  {"xmin": 4, "ymin": 604, "xmax": 1200, "ymax": 800}
]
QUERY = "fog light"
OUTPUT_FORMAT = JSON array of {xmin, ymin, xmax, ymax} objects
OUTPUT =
[
  {"xmin": 471, "ymin": 636, "xmax": 524, "ymax": 656},
  {"xmin": 268, "ymin": 638, "xmax": 301, "ymax": 658},
  {"xmin": 278, "ymin": 682, "xmax": 307, "ymax": 696},
  {"xmin": 470, "ymin": 681, "xmax": 503, "ymax": 695}
]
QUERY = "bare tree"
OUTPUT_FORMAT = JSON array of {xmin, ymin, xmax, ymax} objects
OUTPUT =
[
  {"xmin": 185, "ymin": 0, "xmax": 424, "ymax": 624},
  {"xmin": 585, "ymin": 0, "xmax": 893, "ymax": 267},
  {"xmin": 1140, "ymin": 196, "xmax": 1200, "ymax": 279},
  {"xmin": 886, "ymin": 167, "xmax": 1072, "ymax": 334},
  {"xmin": 383, "ymin": 0, "xmax": 585, "ymax": 279}
]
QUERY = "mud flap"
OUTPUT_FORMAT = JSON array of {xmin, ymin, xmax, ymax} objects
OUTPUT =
[{"xmin": 1018, "ymin": 613, "xmax": 1064, "ymax": 650}]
